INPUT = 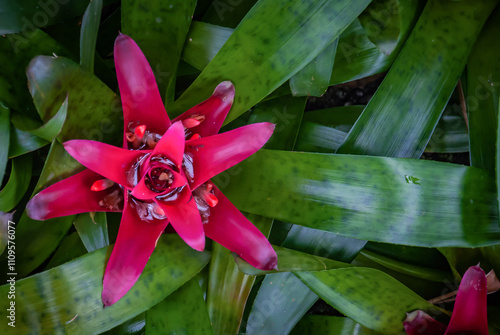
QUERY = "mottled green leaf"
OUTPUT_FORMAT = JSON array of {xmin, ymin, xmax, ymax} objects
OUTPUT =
[
  {"xmin": 0, "ymin": 234, "xmax": 210, "ymax": 334},
  {"xmin": 80, "ymin": 0, "xmax": 103, "ymax": 73},
  {"xmin": 45, "ymin": 233, "xmax": 87, "ymax": 269},
  {"xmin": 170, "ymin": 0, "xmax": 371, "ymax": 124},
  {"xmin": 122, "ymin": 0, "xmax": 196, "ymax": 104},
  {"xmin": 217, "ymin": 150, "xmax": 500, "ymax": 247},
  {"xmin": 290, "ymin": 40, "xmax": 338, "ymax": 97},
  {"xmin": 236, "ymin": 245, "xmax": 352, "ymax": 276},
  {"xmin": 202, "ymin": 0, "xmax": 258, "ymax": 28},
  {"xmin": 27, "ymin": 56, "xmax": 122, "ymax": 144},
  {"xmin": 0, "ymin": 154, "xmax": 32, "ymax": 212},
  {"xmin": 248, "ymin": 95, "xmax": 305, "ymax": 150},
  {"xmin": 0, "ymin": 103, "xmax": 9, "ymax": 183},
  {"xmin": 74, "ymin": 212, "xmax": 109, "ymax": 253},
  {"xmin": 146, "ymin": 277, "xmax": 213, "ymax": 335},
  {"xmin": 182, "ymin": 21, "xmax": 233, "ymax": 71},
  {"xmin": 296, "ymin": 268, "xmax": 433, "ymax": 333},
  {"xmin": 207, "ymin": 214, "xmax": 272, "ymax": 335},
  {"xmin": 359, "ymin": 249, "xmax": 452, "ymax": 282},
  {"xmin": 291, "ymin": 316, "xmax": 375, "ymax": 335},
  {"xmin": 337, "ymin": 0, "xmax": 498, "ymax": 158},
  {"xmin": 468, "ymin": 6, "xmax": 500, "ymax": 171}
]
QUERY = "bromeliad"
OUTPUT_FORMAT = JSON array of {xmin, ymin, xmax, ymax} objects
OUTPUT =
[
  {"xmin": 27, "ymin": 33, "xmax": 278, "ymax": 307},
  {"xmin": 404, "ymin": 265, "xmax": 489, "ymax": 335}
]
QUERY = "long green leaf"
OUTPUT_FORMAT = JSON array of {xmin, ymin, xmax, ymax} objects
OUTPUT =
[
  {"xmin": 0, "ymin": 154, "xmax": 32, "ymax": 212},
  {"xmin": 80, "ymin": 0, "xmax": 103, "ymax": 73},
  {"xmin": 0, "ymin": 0, "xmax": 89, "ymax": 34},
  {"xmin": 182, "ymin": 21, "xmax": 234, "ymax": 71},
  {"xmin": 337, "ymin": 0, "xmax": 498, "ymax": 158},
  {"xmin": 290, "ymin": 40, "xmax": 338, "ymax": 97},
  {"xmin": 74, "ymin": 212, "xmax": 109, "ymax": 253},
  {"xmin": 207, "ymin": 214, "xmax": 272, "ymax": 335},
  {"xmin": 122, "ymin": 0, "xmax": 196, "ymax": 104},
  {"xmin": 0, "ymin": 141, "xmax": 79, "ymax": 279},
  {"xmin": 291, "ymin": 316, "xmax": 375, "ymax": 335},
  {"xmin": 45, "ymin": 233, "xmax": 87, "ymax": 269},
  {"xmin": 467, "ymin": 5, "xmax": 500, "ymax": 171},
  {"xmin": 246, "ymin": 225, "xmax": 365, "ymax": 335},
  {"xmin": 236, "ymin": 245, "xmax": 352, "ymax": 276},
  {"xmin": 216, "ymin": 150, "xmax": 500, "ymax": 247},
  {"xmin": 0, "ymin": 103, "xmax": 9, "ymax": 183},
  {"xmin": 27, "ymin": 56, "xmax": 122, "ymax": 144},
  {"xmin": 0, "ymin": 234, "xmax": 210, "ymax": 334},
  {"xmin": 296, "ymin": 268, "xmax": 433, "ymax": 333},
  {"xmin": 170, "ymin": 0, "xmax": 372, "ymax": 123},
  {"xmin": 146, "ymin": 277, "xmax": 213, "ymax": 335}
]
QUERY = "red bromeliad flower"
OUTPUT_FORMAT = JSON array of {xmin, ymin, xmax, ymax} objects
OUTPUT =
[
  {"xmin": 27, "ymin": 34, "xmax": 278, "ymax": 307},
  {"xmin": 404, "ymin": 265, "xmax": 489, "ymax": 335}
]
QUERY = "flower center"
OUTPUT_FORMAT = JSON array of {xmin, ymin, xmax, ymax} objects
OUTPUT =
[{"xmin": 145, "ymin": 167, "xmax": 174, "ymax": 193}]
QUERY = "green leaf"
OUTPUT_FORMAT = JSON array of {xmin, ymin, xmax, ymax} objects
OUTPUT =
[
  {"xmin": 358, "ymin": 249, "xmax": 452, "ymax": 282},
  {"xmin": 295, "ymin": 105, "xmax": 469, "ymax": 154},
  {"xmin": 0, "ymin": 30, "xmax": 73, "ymax": 118},
  {"xmin": 182, "ymin": 21, "xmax": 233, "ymax": 71},
  {"xmin": 0, "ymin": 234, "xmax": 210, "ymax": 334},
  {"xmin": 289, "ymin": 39, "xmax": 338, "ymax": 97},
  {"xmin": 27, "ymin": 56, "xmax": 122, "ymax": 144},
  {"xmin": 105, "ymin": 313, "xmax": 146, "ymax": 335},
  {"xmin": 0, "ymin": 154, "xmax": 32, "ymax": 212},
  {"xmin": 45, "ymin": 232, "xmax": 87, "ymax": 269},
  {"xmin": 0, "ymin": 141, "xmax": 79, "ymax": 279},
  {"xmin": 291, "ymin": 316, "xmax": 375, "ymax": 335},
  {"xmin": 202, "ymin": 0, "xmax": 258, "ymax": 28},
  {"xmin": 170, "ymin": 0, "xmax": 372, "ymax": 124},
  {"xmin": 0, "ymin": 103, "xmax": 9, "ymax": 183},
  {"xmin": 337, "ymin": 0, "xmax": 498, "ymax": 158},
  {"xmin": 358, "ymin": 0, "xmax": 401, "ymax": 56},
  {"xmin": 0, "ymin": 0, "xmax": 89, "ymax": 34},
  {"xmin": 80, "ymin": 0, "xmax": 103, "ymax": 73},
  {"xmin": 246, "ymin": 272, "xmax": 318, "ymax": 335},
  {"xmin": 9, "ymin": 95, "xmax": 68, "ymax": 156},
  {"xmin": 296, "ymin": 268, "xmax": 433, "ymax": 333},
  {"xmin": 146, "ymin": 277, "xmax": 213, "ymax": 335},
  {"xmin": 236, "ymin": 245, "xmax": 352, "ymax": 276},
  {"xmin": 216, "ymin": 150, "xmax": 500, "ymax": 247},
  {"xmin": 74, "ymin": 212, "xmax": 109, "ymax": 253},
  {"xmin": 248, "ymin": 95, "xmax": 306, "ymax": 150},
  {"xmin": 246, "ymin": 225, "xmax": 365, "ymax": 335},
  {"xmin": 207, "ymin": 214, "xmax": 272, "ymax": 335},
  {"xmin": 467, "ymin": 6, "xmax": 500, "ymax": 171},
  {"xmin": 122, "ymin": 0, "xmax": 196, "ymax": 104}
]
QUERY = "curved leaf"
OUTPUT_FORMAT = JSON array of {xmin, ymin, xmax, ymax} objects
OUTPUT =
[
  {"xmin": 74, "ymin": 212, "xmax": 109, "ymax": 253},
  {"xmin": 291, "ymin": 315, "xmax": 375, "ymax": 335},
  {"xmin": 27, "ymin": 56, "xmax": 122, "ymax": 144},
  {"xmin": 146, "ymin": 277, "xmax": 213, "ymax": 335},
  {"xmin": 296, "ymin": 268, "xmax": 433, "ymax": 333},
  {"xmin": 337, "ymin": 0, "xmax": 498, "ymax": 158},
  {"xmin": 0, "ymin": 154, "xmax": 32, "ymax": 212},
  {"xmin": 216, "ymin": 150, "xmax": 500, "ymax": 247},
  {"xmin": 0, "ymin": 104, "xmax": 9, "ymax": 183},
  {"xmin": 170, "ymin": 0, "xmax": 372, "ymax": 124},
  {"xmin": 0, "ymin": 234, "xmax": 210, "ymax": 334},
  {"xmin": 80, "ymin": 0, "xmax": 103, "ymax": 73}
]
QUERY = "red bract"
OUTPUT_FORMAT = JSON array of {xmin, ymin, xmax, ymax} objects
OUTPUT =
[
  {"xmin": 404, "ymin": 265, "xmax": 489, "ymax": 335},
  {"xmin": 27, "ymin": 33, "xmax": 278, "ymax": 307}
]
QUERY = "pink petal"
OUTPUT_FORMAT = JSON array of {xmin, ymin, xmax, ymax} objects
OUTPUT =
[
  {"xmin": 185, "ymin": 122, "xmax": 275, "ymax": 189},
  {"xmin": 64, "ymin": 140, "xmax": 147, "ymax": 189},
  {"xmin": 445, "ymin": 265, "xmax": 488, "ymax": 335},
  {"xmin": 102, "ymin": 196, "xmax": 168, "ymax": 307},
  {"xmin": 131, "ymin": 169, "xmax": 187, "ymax": 201},
  {"xmin": 151, "ymin": 121, "xmax": 185, "ymax": 167},
  {"xmin": 204, "ymin": 187, "xmax": 277, "ymax": 270},
  {"xmin": 27, "ymin": 169, "xmax": 122, "ymax": 220},
  {"xmin": 404, "ymin": 310, "xmax": 446, "ymax": 335},
  {"xmin": 114, "ymin": 33, "xmax": 170, "ymax": 143},
  {"xmin": 157, "ymin": 187, "xmax": 205, "ymax": 251},
  {"xmin": 173, "ymin": 81, "xmax": 235, "ymax": 137}
]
